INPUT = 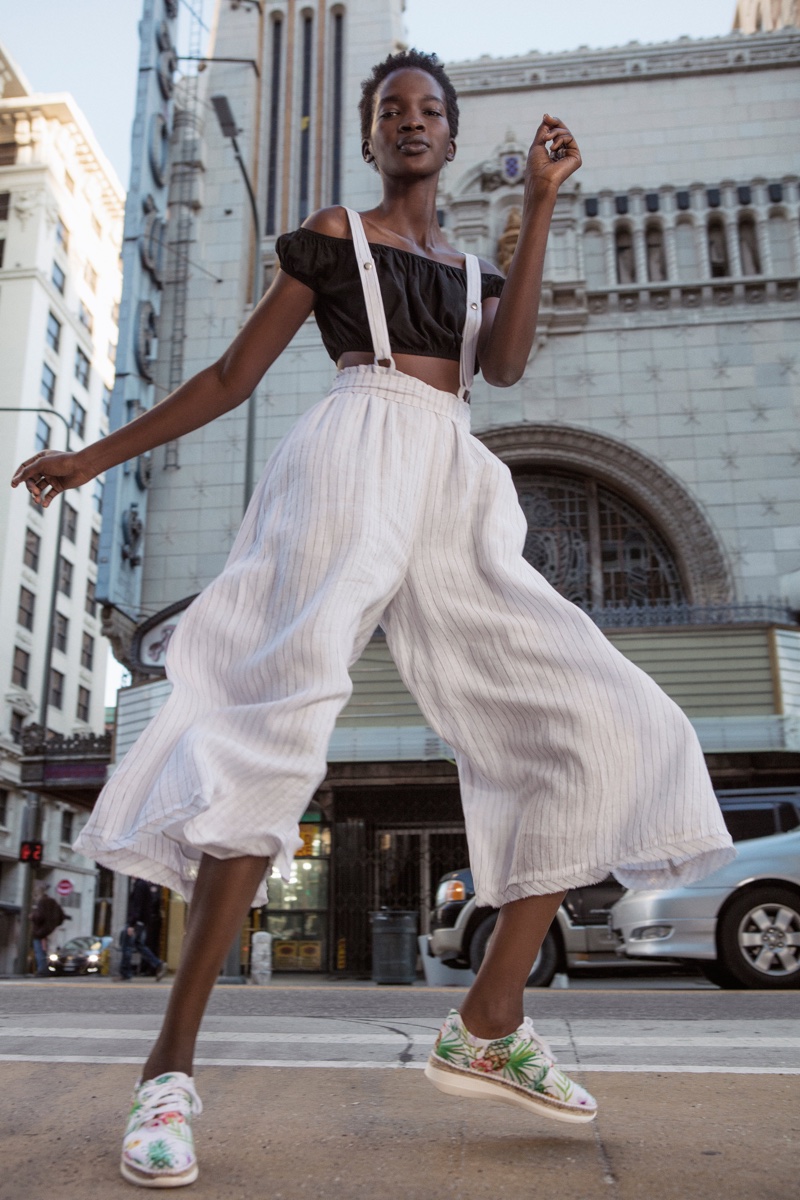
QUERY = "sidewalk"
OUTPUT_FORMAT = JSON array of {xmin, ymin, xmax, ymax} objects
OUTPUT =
[{"xmin": 3, "ymin": 1061, "xmax": 795, "ymax": 1200}]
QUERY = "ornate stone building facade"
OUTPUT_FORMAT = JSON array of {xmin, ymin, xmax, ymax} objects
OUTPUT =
[{"xmin": 95, "ymin": 1, "xmax": 800, "ymax": 971}]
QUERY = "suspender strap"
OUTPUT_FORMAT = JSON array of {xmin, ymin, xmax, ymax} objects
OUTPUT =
[
  {"xmin": 345, "ymin": 207, "xmax": 395, "ymax": 369},
  {"xmin": 458, "ymin": 254, "xmax": 482, "ymax": 402}
]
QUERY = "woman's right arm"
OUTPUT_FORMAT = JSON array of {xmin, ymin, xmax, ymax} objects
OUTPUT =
[{"xmin": 11, "ymin": 270, "xmax": 315, "ymax": 507}]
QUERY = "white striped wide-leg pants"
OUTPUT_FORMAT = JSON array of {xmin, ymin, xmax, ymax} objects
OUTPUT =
[{"xmin": 76, "ymin": 365, "xmax": 734, "ymax": 906}]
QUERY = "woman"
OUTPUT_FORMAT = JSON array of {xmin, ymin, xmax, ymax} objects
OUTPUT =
[{"xmin": 12, "ymin": 50, "xmax": 734, "ymax": 1189}]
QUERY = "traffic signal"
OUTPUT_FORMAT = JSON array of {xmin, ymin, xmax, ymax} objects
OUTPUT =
[{"xmin": 19, "ymin": 841, "xmax": 43, "ymax": 864}]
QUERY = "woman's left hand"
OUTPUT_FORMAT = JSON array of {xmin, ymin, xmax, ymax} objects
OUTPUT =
[{"xmin": 525, "ymin": 114, "xmax": 582, "ymax": 192}]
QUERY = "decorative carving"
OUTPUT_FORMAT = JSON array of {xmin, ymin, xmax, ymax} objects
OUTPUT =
[
  {"xmin": 100, "ymin": 604, "xmax": 139, "ymax": 675},
  {"xmin": 496, "ymin": 208, "xmax": 521, "ymax": 274},
  {"xmin": 477, "ymin": 424, "xmax": 734, "ymax": 604},
  {"xmin": 5, "ymin": 690, "xmax": 36, "ymax": 716},
  {"xmin": 21, "ymin": 723, "xmax": 112, "ymax": 758},
  {"xmin": 121, "ymin": 504, "xmax": 144, "ymax": 566}
]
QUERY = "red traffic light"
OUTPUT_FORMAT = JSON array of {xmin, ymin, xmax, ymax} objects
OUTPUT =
[{"xmin": 19, "ymin": 841, "xmax": 43, "ymax": 864}]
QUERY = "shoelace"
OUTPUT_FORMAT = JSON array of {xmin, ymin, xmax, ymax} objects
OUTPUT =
[
  {"xmin": 132, "ymin": 1078, "xmax": 203, "ymax": 1126},
  {"xmin": 520, "ymin": 1017, "xmax": 556, "ymax": 1063}
]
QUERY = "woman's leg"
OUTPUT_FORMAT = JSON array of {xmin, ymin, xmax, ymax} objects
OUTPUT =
[
  {"xmin": 458, "ymin": 891, "xmax": 565, "ymax": 1039},
  {"xmin": 140, "ymin": 852, "xmax": 269, "ymax": 1081}
]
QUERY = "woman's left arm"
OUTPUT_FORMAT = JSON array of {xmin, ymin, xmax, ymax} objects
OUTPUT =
[{"xmin": 477, "ymin": 114, "xmax": 582, "ymax": 387}]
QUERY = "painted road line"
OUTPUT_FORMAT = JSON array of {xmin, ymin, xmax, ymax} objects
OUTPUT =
[
  {"xmin": 0, "ymin": 1026, "xmax": 798, "ymax": 1049},
  {"xmin": 0, "ymin": 1053, "xmax": 799, "ymax": 1073}
]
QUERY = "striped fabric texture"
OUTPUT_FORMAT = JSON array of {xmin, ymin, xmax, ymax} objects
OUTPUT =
[{"xmin": 76, "ymin": 217, "xmax": 735, "ymax": 907}]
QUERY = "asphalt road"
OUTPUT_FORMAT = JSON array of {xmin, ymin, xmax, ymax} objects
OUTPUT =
[{"xmin": 1, "ymin": 977, "xmax": 798, "ymax": 1200}]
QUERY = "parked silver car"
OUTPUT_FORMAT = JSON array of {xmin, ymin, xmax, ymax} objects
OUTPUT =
[{"xmin": 611, "ymin": 829, "xmax": 800, "ymax": 989}]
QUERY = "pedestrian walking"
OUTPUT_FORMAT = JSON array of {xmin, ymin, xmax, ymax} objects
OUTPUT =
[
  {"xmin": 12, "ymin": 48, "xmax": 735, "ymax": 1189},
  {"xmin": 29, "ymin": 884, "xmax": 67, "ymax": 976},
  {"xmin": 119, "ymin": 878, "xmax": 167, "ymax": 982}
]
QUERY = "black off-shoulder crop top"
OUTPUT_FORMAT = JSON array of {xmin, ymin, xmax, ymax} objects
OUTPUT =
[{"xmin": 275, "ymin": 226, "xmax": 505, "ymax": 364}]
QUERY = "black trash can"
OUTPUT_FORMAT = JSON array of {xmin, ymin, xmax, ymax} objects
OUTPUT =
[{"xmin": 370, "ymin": 910, "xmax": 418, "ymax": 985}]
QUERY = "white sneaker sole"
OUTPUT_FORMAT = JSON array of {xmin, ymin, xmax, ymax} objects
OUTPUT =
[
  {"xmin": 120, "ymin": 1159, "xmax": 199, "ymax": 1188},
  {"xmin": 425, "ymin": 1058, "xmax": 597, "ymax": 1124}
]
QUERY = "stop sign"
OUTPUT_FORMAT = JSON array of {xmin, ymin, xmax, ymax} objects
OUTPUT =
[{"xmin": 56, "ymin": 879, "xmax": 73, "ymax": 896}]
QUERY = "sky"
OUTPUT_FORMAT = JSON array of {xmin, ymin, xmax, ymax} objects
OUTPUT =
[{"xmin": 2, "ymin": 0, "xmax": 741, "ymax": 187}]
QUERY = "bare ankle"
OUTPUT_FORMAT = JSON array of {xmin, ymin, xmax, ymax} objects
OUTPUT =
[
  {"xmin": 142, "ymin": 1041, "xmax": 194, "ymax": 1082},
  {"xmin": 458, "ymin": 1002, "xmax": 523, "ymax": 1041}
]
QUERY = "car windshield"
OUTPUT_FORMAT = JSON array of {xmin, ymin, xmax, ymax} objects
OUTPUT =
[{"xmin": 61, "ymin": 937, "xmax": 100, "ymax": 953}]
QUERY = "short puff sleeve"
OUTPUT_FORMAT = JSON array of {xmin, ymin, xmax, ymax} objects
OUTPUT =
[
  {"xmin": 275, "ymin": 227, "xmax": 342, "ymax": 293},
  {"xmin": 481, "ymin": 273, "xmax": 505, "ymax": 301}
]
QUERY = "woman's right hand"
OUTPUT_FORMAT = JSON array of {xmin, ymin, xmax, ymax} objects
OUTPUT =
[{"xmin": 10, "ymin": 449, "xmax": 97, "ymax": 508}]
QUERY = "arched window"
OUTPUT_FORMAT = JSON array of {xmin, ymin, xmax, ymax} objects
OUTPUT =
[
  {"xmin": 707, "ymin": 217, "xmax": 729, "ymax": 277},
  {"xmin": 738, "ymin": 215, "xmax": 761, "ymax": 275},
  {"xmin": 512, "ymin": 471, "xmax": 686, "ymax": 610},
  {"xmin": 768, "ymin": 211, "xmax": 794, "ymax": 274},
  {"xmin": 645, "ymin": 221, "xmax": 667, "ymax": 282},
  {"xmin": 674, "ymin": 219, "xmax": 698, "ymax": 279},
  {"xmin": 614, "ymin": 224, "xmax": 636, "ymax": 284},
  {"xmin": 582, "ymin": 225, "xmax": 606, "ymax": 288}
]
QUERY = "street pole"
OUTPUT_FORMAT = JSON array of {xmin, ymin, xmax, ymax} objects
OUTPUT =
[
  {"xmin": 211, "ymin": 97, "xmax": 262, "ymax": 982},
  {"xmin": 2, "ymin": 407, "xmax": 72, "ymax": 974}
]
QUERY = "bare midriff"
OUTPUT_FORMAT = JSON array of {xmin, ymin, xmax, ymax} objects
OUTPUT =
[{"xmin": 337, "ymin": 351, "xmax": 462, "ymax": 396}]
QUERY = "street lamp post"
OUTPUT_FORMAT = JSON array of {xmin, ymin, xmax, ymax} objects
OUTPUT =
[
  {"xmin": 211, "ymin": 94, "xmax": 262, "ymax": 514},
  {"xmin": 1, "ymin": 406, "xmax": 72, "ymax": 974},
  {"xmin": 210, "ymin": 96, "xmax": 262, "ymax": 983}
]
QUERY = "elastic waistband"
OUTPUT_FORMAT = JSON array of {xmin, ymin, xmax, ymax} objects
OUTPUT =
[{"xmin": 328, "ymin": 365, "xmax": 471, "ymax": 429}]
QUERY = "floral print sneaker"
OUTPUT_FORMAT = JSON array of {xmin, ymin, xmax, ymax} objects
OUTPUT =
[
  {"xmin": 425, "ymin": 1009, "xmax": 597, "ymax": 1124},
  {"xmin": 120, "ymin": 1072, "xmax": 202, "ymax": 1188}
]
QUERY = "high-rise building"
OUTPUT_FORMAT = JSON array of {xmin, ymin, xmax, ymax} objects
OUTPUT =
[{"xmin": 0, "ymin": 42, "xmax": 124, "ymax": 970}]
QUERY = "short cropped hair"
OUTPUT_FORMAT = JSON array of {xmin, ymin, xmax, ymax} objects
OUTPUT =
[{"xmin": 359, "ymin": 49, "xmax": 459, "ymax": 144}]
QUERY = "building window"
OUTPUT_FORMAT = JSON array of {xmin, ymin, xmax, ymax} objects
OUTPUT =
[
  {"xmin": 76, "ymin": 686, "xmax": 91, "ymax": 723},
  {"xmin": 84, "ymin": 262, "xmax": 98, "ymax": 292},
  {"xmin": 298, "ymin": 13, "xmax": 314, "ymax": 224},
  {"xmin": 56, "ymin": 216, "xmax": 70, "ymax": 253},
  {"xmin": 57, "ymin": 555, "xmax": 73, "ymax": 597},
  {"xmin": 49, "ymin": 668, "xmax": 65, "ymax": 710},
  {"xmin": 0, "ymin": 143, "xmax": 17, "ymax": 166},
  {"xmin": 78, "ymin": 299, "xmax": 94, "ymax": 334},
  {"xmin": 101, "ymin": 384, "xmax": 112, "ymax": 418},
  {"xmin": 93, "ymin": 479, "xmax": 104, "ymax": 514},
  {"xmin": 512, "ymin": 470, "xmax": 685, "ymax": 610},
  {"xmin": 41, "ymin": 363, "xmax": 57, "ymax": 405},
  {"xmin": 61, "ymin": 809, "xmax": 75, "ymax": 844},
  {"xmin": 46, "ymin": 311, "xmax": 62, "ymax": 353},
  {"xmin": 81, "ymin": 632, "xmax": 94, "ymax": 671},
  {"xmin": 91, "ymin": 213, "xmax": 102, "ymax": 238},
  {"xmin": 85, "ymin": 579, "xmax": 96, "ymax": 617},
  {"xmin": 17, "ymin": 586, "xmax": 35, "ymax": 631},
  {"xmin": 645, "ymin": 223, "xmax": 667, "ymax": 283},
  {"xmin": 24, "ymin": 528, "xmax": 41, "ymax": 571},
  {"xmin": 112, "ymin": 299, "xmax": 120, "ymax": 325},
  {"xmin": 35, "ymin": 416, "xmax": 51, "ymax": 453},
  {"xmin": 107, "ymin": 339, "xmax": 117, "ymax": 366},
  {"xmin": 12, "ymin": 647, "xmax": 30, "ymax": 689},
  {"xmin": 330, "ymin": 10, "xmax": 345, "ymax": 206},
  {"xmin": 10, "ymin": 712, "xmax": 24, "ymax": 744},
  {"xmin": 0, "ymin": 238, "xmax": 5, "ymax": 269},
  {"xmin": 614, "ymin": 225, "xmax": 636, "ymax": 285},
  {"xmin": 738, "ymin": 216, "xmax": 761, "ymax": 275},
  {"xmin": 53, "ymin": 611, "xmax": 69, "ymax": 653},
  {"xmin": 74, "ymin": 347, "xmax": 90, "ymax": 388},
  {"xmin": 265, "ymin": 16, "xmax": 283, "ymax": 236},
  {"xmin": 582, "ymin": 227, "xmax": 606, "ymax": 289},
  {"xmin": 64, "ymin": 171, "xmax": 74, "ymax": 194},
  {"xmin": 52, "ymin": 261, "xmax": 66, "ymax": 294},
  {"xmin": 0, "ymin": 788, "xmax": 7, "ymax": 824},
  {"xmin": 70, "ymin": 397, "xmax": 87, "ymax": 439},
  {"xmin": 675, "ymin": 219, "xmax": 698, "ymax": 279},
  {"xmin": 63, "ymin": 501, "xmax": 78, "ymax": 543},
  {"xmin": 707, "ymin": 217, "xmax": 729, "ymax": 278},
  {"xmin": 89, "ymin": 527, "xmax": 100, "ymax": 564},
  {"xmin": 0, "ymin": 191, "xmax": 9, "ymax": 220},
  {"xmin": 767, "ymin": 212, "xmax": 794, "ymax": 275}
]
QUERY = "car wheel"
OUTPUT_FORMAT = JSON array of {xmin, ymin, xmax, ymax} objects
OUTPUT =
[
  {"xmin": 718, "ymin": 887, "xmax": 800, "ymax": 990},
  {"xmin": 698, "ymin": 960, "xmax": 741, "ymax": 989},
  {"xmin": 468, "ymin": 913, "xmax": 558, "ymax": 988}
]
